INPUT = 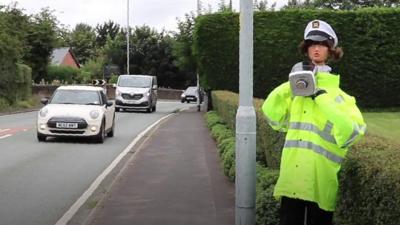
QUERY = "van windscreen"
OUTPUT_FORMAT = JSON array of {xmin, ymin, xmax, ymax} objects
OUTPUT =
[{"xmin": 118, "ymin": 76, "xmax": 151, "ymax": 88}]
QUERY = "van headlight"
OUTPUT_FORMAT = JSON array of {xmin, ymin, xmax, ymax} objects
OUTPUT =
[
  {"xmin": 39, "ymin": 108, "xmax": 48, "ymax": 117},
  {"xmin": 116, "ymin": 90, "xmax": 121, "ymax": 97},
  {"xmin": 146, "ymin": 92, "xmax": 150, "ymax": 97},
  {"xmin": 90, "ymin": 110, "xmax": 100, "ymax": 119}
]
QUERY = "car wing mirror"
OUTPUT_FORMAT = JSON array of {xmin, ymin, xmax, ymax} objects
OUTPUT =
[
  {"xmin": 40, "ymin": 97, "xmax": 49, "ymax": 105},
  {"xmin": 106, "ymin": 101, "xmax": 114, "ymax": 107}
]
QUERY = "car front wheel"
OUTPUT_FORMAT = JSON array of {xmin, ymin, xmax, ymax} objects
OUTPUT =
[
  {"xmin": 37, "ymin": 132, "xmax": 46, "ymax": 142},
  {"xmin": 107, "ymin": 116, "xmax": 115, "ymax": 137},
  {"xmin": 94, "ymin": 121, "xmax": 105, "ymax": 143}
]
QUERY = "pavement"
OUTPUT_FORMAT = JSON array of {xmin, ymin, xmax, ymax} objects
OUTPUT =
[{"xmin": 78, "ymin": 106, "xmax": 235, "ymax": 225}]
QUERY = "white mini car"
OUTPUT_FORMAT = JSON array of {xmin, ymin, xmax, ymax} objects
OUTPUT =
[{"xmin": 37, "ymin": 86, "xmax": 115, "ymax": 143}]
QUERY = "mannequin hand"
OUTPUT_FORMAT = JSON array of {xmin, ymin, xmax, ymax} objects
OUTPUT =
[{"xmin": 310, "ymin": 89, "xmax": 327, "ymax": 100}]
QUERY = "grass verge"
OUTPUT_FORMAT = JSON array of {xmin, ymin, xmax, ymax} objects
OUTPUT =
[{"xmin": 363, "ymin": 111, "xmax": 400, "ymax": 144}]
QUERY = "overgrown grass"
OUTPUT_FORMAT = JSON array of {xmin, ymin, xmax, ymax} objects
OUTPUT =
[
  {"xmin": 363, "ymin": 112, "xmax": 400, "ymax": 143},
  {"xmin": 0, "ymin": 95, "xmax": 41, "ymax": 114}
]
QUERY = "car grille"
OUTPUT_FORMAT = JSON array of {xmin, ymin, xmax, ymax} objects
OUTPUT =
[
  {"xmin": 47, "ymin": 117, "xmax": 88, "ymax": 129},
  {"xmin": 185, "ymin": 95, "xmax": 197, "ymax": 98},
  {"xmin": 49, "ymin": 130, "xmax": 85, "ymax": 134},
  {"xmin": 116, "ymin": 101, "xmax": 149, "ymax": 107},
  {"xmin": 122, "ymin": 93, "xmax": 143, "ymax": 100}
]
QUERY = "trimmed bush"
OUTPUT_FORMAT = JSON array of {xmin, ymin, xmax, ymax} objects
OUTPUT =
[
  {"xmin": 256, "ymin": 165, "xmax": 280, "ymax": 225},
  {"xmin": 15, "ymin": 63, "xmax": 32, "ymax": 100},
  {"xmin": 207, "ymin": 111, "xmax": 236, "ymax": 180},
  {"xmin": 335, "ymin": 135, "xmax": 400, "ymax": 225},
  {"xmin": 194, "ymin": 9, "xmax": 400, "ymax": 108},
  {"xmin": 47, "ymin": 65, "xmax": 80, "ymax": 83},
  {"xmin": 212, "ymin": 90, "xmax": 284, "ymax": 168},
  {"xmin": 205, "ymin": 111, "xmax": 281, "ymax": 224}
]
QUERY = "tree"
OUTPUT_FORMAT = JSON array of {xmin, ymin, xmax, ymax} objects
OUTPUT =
[
  {"xmin": 218, "ymin": 0, "xmax": 234, "ymax": 12},
  {"xmin": 0, "ymin": 5, "xmax": 22, "ymax": 104},
  {"xmin": 54, "ymin": 24, "xmax": 71, "ymax": 48},
  {"xmin": 172, "ymin": 13, "xmax": 197, "ymax": 87},
  {"xmin": 68, "ymin": 23, "xmax": 96, "ymax": 64},
  {"xmin": 102, "ymin": 32, "xmax": 125, "ymax": 73},
  {"xmin": 23, "ymin": 8, "xmax": 58, "ymax": 82},
  {"xmin": 254, "ymin": 0, "xmax": 276, "ymax": 11},
  {"xmin": 95, "ymin": 20, "xmax": 120, "ymax": 48},
  {"xmin": 0, "ymin": 3, "xmax": 29, "ymax": 59}
]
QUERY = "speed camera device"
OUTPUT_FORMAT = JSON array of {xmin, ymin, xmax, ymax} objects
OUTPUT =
[{"xmin": 289, "ymin": 62, "xmax": 316, "ymax": 96}]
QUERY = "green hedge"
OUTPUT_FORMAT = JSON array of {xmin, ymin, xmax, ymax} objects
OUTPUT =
[
  {"xmin": 210, "ymin": 90, "xmax": 400, "ymax": 225},
  {"xmin": 194, "ymin": 9, "xmax": 400, "ymax": 108},
  {"xmin": 335, "ymin": 135, "xmax": 400, "ymax": 225},
  {"xmin": 15, "ymin": 63, "xmax": 32, "ymax": 101},
  {"xmin": 47, "ymin": 65, "xmax": 80, "ymax": 83},
  {"xmin": 205, "ymin": 111, "xmax": 280, "ymax": 225},
  {"xmin": 0, "ymin": 63, "xmax": 32, "ymax": 105},
  {"xmin": 211, "ymin": 90, "xmax": 284, "ymax": 168}
]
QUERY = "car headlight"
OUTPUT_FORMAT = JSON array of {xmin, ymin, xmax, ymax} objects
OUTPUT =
[
  {"xmin": 181, "ymin": 94, "xmax": 186, "ymax": 98},
  {"xmin": 90, "ymin": 110, "xmax": 100, "ymax": 119},
  {"xmin": 39, "ymin": 108, "xmax": 48, "ymax": 117},
  {"xmin": 116, "ymin": 90, "xmax": 121, "ymax": 97},
  {"xmin": 146, "ymin": 92, "xmax": 150, "ymax": 97}
]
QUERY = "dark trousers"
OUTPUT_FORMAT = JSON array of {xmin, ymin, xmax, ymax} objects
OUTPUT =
[{"xmin": 279, "ymin": 197, "xmax": 333, "ymax": 225}]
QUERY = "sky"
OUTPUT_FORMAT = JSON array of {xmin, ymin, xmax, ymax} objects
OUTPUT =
[{"xmin": 1, "ymin": 0, "xmax": 285, "ymax": 32}]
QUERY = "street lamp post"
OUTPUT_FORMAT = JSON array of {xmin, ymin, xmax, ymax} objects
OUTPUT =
[
  {"xmin": 126, "ymin": 0, "xmax": 130, "ymax": 74},
  {"xmin": 196, "ymin": 0, "xmax": 201, "ymax": 112},
  {"xmin": 236, "ymin": 0, "xmax": 256, "ymax": 224}
]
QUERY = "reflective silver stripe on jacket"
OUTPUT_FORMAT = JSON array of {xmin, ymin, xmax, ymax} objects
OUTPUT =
[
  {"xmin": 342, "ymin": 123, "xmax": 367, "ymax": 148},
  {"xmin": 265, "ymin": 115, "xmax": 288, "ymax": 132},
  {"xmin": 289, "ymin": 122, "xmax": 336, "ymax": 144},
  {"xmin": 284, "ymin": 140, "xmax": 344, "ymax": 164}
]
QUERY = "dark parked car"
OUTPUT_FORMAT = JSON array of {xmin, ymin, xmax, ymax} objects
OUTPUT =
[{"xmin": 181, "ymin": 86, "xmax": 204, "ymax": 103}]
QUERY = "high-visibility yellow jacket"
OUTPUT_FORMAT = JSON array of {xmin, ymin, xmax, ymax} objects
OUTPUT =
[{"xmin": 261, "ymin": 71, "xmax": 366, "ymax": 211}]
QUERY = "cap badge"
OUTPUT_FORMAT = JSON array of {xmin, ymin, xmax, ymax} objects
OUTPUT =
[{"xmin": 312, "ymin": 21, "xmax": 319, "ymax": 28}]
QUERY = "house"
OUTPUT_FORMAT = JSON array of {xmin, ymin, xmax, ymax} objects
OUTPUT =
[{"xmin": 51, "ymin": 47, "xmax": 80, "ymax": 68}]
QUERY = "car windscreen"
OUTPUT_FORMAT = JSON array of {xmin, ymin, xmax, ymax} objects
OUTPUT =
[
  {"xmin": 118, "ymin": 76, "xmax": 152, "ymax": 88},
  {"xmin": 50, "ymin": 90, "xmax": 101, "ymax": 105},
  {"xmin": 184, "ymin": 87, "xmax": 198, "ymax": 95}
]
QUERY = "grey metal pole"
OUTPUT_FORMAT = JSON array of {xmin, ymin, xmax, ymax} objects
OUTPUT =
[
  {"xmin": 196, "ymin": 0, "xmax": 201, "ymax": 112},
  {"xmin": 236, "ymin": 0, "xmax": 256, "ymax": 224},
  {"xmin": 126, "ymin": 0, "xmax": 130, "ymax": 75}
]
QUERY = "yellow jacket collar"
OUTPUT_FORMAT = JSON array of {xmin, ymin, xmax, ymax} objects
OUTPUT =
[{"xmin": 316, "ymin": 72, "xmax": 340, "ymax": 88}]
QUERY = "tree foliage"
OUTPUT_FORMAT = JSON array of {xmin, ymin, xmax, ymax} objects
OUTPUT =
[
  {"xmin": 68, "ymin": 23, "xmax": 96, "ymax": 64},
  {"xmin": 0, "ymin": 2, "xmax": 200, "ymax": 89},
  {"xmin": 172, "ymin": 12, "xmax": 197, "ymax": 87},
  {"xmin": 23, "ymin": 8, "xmax": 58, "ymax": 82},
  {"xmin": 96, "ymin": 20, "xmax": 121, "ymax": 48}
]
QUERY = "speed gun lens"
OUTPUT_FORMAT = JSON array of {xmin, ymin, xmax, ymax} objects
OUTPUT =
[{"xmin": 296, "ymin": 80, "xmax": 308, "ymax": 89}]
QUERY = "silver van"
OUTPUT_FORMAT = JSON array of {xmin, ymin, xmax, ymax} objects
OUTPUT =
[{"xmin": 115, "ymin": 75, "xmax": 157, "ymax": 113}]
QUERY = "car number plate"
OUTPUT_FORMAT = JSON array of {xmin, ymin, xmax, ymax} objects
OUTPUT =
[{"xmin": 56, "ymin": 122, "xmax": 78, "ymax": 129}]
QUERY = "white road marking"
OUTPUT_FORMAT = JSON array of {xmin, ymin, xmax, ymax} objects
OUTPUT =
[
  {"xmin": 54, "ymin": 113, "xmax": 176, "ymax": 225},
  {"xmin": 0, "ymin": 134, "xmax": 12, "ymax": 139},
  {"xmin": 0, "ymin": 129, "xmax": 10, "ymax": 133}
]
